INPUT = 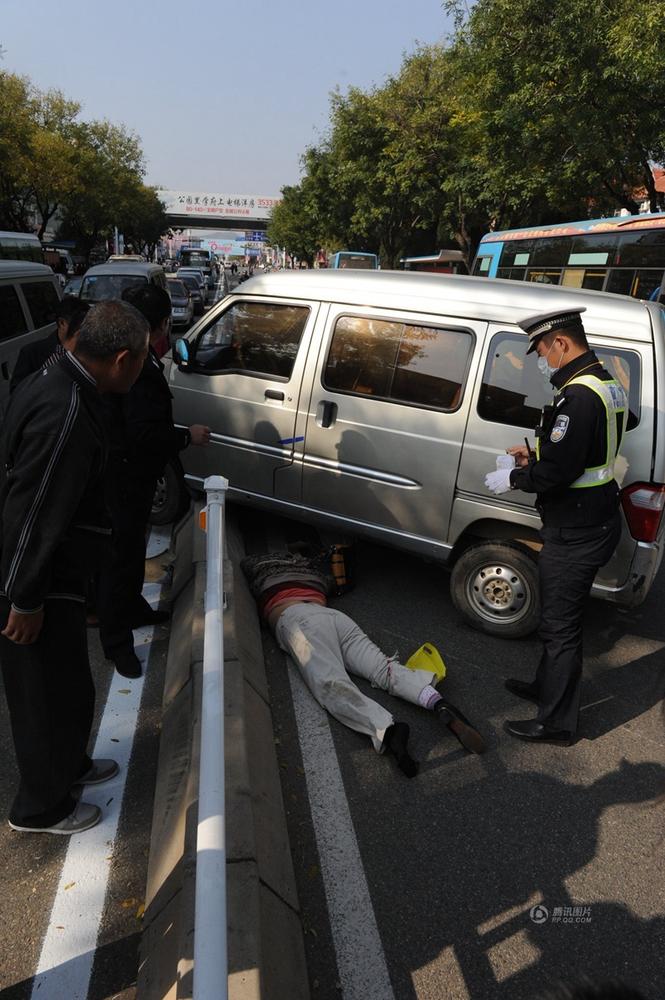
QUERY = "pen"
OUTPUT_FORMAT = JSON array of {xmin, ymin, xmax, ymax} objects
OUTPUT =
[{"xmin": 524, "ymin": 436, "xmax": 533, "ymax": 459}]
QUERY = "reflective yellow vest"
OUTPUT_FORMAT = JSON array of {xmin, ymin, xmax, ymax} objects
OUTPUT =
[{"xmin": 536, "ymin": 373, "xmax": 626, "ymax": 488}]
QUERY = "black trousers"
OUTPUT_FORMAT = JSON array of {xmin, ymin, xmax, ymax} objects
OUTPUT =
[
  {"xmin": 98, "ymin": 474, "xmax": 156, "ymax": 660},
  {"xmin": 0, "ymin": 597, "xmax": 94, "ymax": 827},
  {"xmin": 533, "ymin": 512, "xmax": 622, "ymax": 734}
]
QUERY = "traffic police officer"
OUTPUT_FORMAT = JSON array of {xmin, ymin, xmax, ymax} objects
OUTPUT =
[{"xmin": 484, "ymin": 308, "xmax": 626, "ymax": 745}]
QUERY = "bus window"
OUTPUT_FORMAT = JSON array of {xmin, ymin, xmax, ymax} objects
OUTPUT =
[
  {"xmin": 330, "ymin": 251, "xmax": 379, "ymax": 270},
  {"xmin": 473, "ymin": 213, "xmax": 665, "ymax": 300},
  {"xmin": 0, "ymin": 231, "xmax": 43, "ymax": 264}
]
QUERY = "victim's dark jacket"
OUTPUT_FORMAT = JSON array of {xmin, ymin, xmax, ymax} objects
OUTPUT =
[
  {"xmin": 510, "ymin": 351, "xmax": 625, "ymax": 527},
  {"xmin": 0, "ymin": 353, "xmax": 110, "ymax": 612}
]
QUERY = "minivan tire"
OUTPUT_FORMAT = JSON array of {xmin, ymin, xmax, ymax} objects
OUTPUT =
[
  {"xmin": 450, "ymin": 542, "xmax": 540, "ymax": 638},
  {"xmin": 150, "ymin": 459, "xmax": 190, "ymax": 525}
]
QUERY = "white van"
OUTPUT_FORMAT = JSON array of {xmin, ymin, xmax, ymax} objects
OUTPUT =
[
  {"xmin": 0, "ymin": 262, "xmax": 61, "ymax": 402},
  {"xmin": 165, "ymin": 269, "xmax": 665, "ymax": 637}
]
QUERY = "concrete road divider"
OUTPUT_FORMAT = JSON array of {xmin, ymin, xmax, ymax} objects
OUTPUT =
[{"xmin": 137, "ymin": 504, "xmax": 310, "ymax": 1000}]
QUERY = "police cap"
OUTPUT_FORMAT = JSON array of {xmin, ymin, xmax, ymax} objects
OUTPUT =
[{"xmin": 519, "ymin": 308, "xmax": 586, "ymax": 354}]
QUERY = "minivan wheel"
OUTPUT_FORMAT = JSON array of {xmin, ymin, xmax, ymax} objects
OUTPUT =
[
  {"xmin": 150, "ymin": 460, "xmax": 189, "ymax": 525},
  {"xmin": 450, "ymin": 542, "xmax": 540, "ymax": 638}
]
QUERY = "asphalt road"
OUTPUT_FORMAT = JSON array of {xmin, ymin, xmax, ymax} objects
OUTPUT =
[
  {"xmin": 0, "ymin": 540, "xmax": 172, "ymax": 1000},
  {"xmin": 239, "ymin": 507, "xmax": 665, "ymax": 1000}
]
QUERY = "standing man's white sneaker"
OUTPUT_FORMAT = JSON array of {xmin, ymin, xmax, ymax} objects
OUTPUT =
[{"xmin": 8, "ymin": 802, "xmax": 101, "ymax": 834}]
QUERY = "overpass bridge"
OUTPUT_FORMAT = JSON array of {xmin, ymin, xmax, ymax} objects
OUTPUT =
[{"xmin": 159, "ymin": 189, "xmax": 280, "ymax": 233}]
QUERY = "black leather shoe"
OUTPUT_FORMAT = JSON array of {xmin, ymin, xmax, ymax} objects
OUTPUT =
[
  {"xmin": 436, "ymin": 700, "xmax": 486, "ymax": 754},
  {"xmin": 505, "ymin": 678, "xmax": 540, "ymax": 704},
  {"xmin": 131, "ymin": 609, "xmax": 170, "ymax": 628},
  {"xmin": 113, "ymin": 651, "xmax": 142, "ymax": 679},
  {"xmin": 504, "ymin": 719, "xmax": 573, "ymax": 745}
]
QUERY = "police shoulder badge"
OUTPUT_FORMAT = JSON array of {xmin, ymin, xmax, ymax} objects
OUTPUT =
[{"xmin": 550, "ymin": 414, "xmax": 570, "ymax": 443}]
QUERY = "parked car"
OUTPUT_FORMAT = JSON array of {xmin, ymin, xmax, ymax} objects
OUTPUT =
[
  {"xmin": 80, "ymin": 262, "xmax": 167, "ymax": 302},
  {"xmin": 62, "ymin": 275, "xmax": 84, "ymax": 297},
  {"xmin": 167, "ymin": 277, "xmax": 194, "ymax": 329},
  {"xmin": 162, "ymin": 269, "xmax": 665, "ymax": 637},
  {"xmin": 0, "ymin": 262, "xmax": 61, "ymax": 405},
  {"xmin": 177, "ymin": 273, "xmax": 205, "ymax": 315},
  {"xmin": 176, "ymin": 268, "xmax": 208, "ymax": 303}
]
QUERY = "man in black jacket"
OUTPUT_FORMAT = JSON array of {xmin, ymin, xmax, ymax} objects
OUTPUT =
[
  {"xmin": 484, "ymin": 308, "xmax": 626, "ymax": 745},
  {"xmin": 10, "ymin": 298, "xmax": 90, "ymax": 392},
  {"xmin": 98, "ymin": 285, "xmax": 210, "ymax": 679},
  {"xmin": 0, "ymin": 300, "xmax": 149, "ymax": 834}
]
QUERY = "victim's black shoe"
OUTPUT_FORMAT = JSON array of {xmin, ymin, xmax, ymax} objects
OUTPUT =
[
  {"xmin": 435, "ymin": 700, "xmax": 486, "ymax": 754},
  {"xmin": 383, "ymin": 722, "xmax": 419, "ymax": 777},
  {"xmin": 504, "ymin": 719, "xmax": 573, "ymax": 746},
  {"xmin": 113, "ymin": 651, "xmax": 142, "ymax": 679},
  {"xmin": 505, "ymin": 678, "xmax": 540, "ymax": 704}
]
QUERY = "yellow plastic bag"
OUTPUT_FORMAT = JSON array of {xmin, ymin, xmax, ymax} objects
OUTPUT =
[{"xmin": 405, "ymin": 642, "xmax": 446, "ymax": 683}]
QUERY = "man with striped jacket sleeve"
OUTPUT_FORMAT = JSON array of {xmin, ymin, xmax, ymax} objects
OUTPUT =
[{"xmin": 0, "ymin": 300, "xmax": 149, "ymax": 835}]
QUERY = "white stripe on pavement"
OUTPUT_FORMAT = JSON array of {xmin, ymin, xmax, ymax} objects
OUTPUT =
[
  {"xmin": 286, "ymin": 666, "xmax": 396, "ymax": 1000},
  {"xmin": 30, "ymin": 556, "xmax": 166, "ymax": 1000}
]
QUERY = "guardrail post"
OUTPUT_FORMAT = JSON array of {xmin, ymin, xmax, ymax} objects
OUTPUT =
[{"xmin": 194, "ymin": 475, "xmax": 229, "ymax": 1000}]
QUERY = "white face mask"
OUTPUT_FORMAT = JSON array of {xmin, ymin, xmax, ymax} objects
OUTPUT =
[{"xmin": 537, "ymin": 341, "xmax": 564, "ymax": 380}]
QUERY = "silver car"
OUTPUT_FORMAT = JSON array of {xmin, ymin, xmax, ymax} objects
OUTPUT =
[{"xmin": 165, "ymin": 269, "xmax": 665, "ymax": 637}]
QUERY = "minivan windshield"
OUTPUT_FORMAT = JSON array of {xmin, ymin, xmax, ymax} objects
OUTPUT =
[{"xmin": 80, "ymin": 274, "xmax": 148, "ymax": 301}]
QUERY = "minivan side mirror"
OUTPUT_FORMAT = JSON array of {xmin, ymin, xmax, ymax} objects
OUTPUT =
[{"xmin": 175, "ymin": 338, "xmax": 190, "ymax": 368}]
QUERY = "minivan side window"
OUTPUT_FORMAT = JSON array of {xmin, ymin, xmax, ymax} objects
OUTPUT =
[
  {"xmin": 194, "ymin": 301, "xmax": 309, "ymax": 378},
  {"xmin": 323, "ymin": 315, "xmax": 473, "ymax": 410},
  {"xmin": 478, "ymin": 331, "xmax": 641, "ymax": 431},
  {"xmin": 0, "ymin": 286, "xmax": 28, "ymax": 341},
  {"xmin": 21, "ymin": 281, "xmax": 60, "ymax": 329}
]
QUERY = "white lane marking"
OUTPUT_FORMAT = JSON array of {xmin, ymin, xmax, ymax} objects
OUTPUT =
[
  {"xmin": 286, "ymin": 665, "xmax": 396, "ymax": 1000},
  {"xmin": 146, "ymin": 524, "xmax": 172, "ymax": 559},
  {"xmin": 30, "ymin": 535, "xmax": 167, "ymax": 1000}
]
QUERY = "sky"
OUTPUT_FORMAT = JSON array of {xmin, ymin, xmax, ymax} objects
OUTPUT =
[{"xmin": 1, "ymin": 0, "xmax": 453, "ymax": 197}]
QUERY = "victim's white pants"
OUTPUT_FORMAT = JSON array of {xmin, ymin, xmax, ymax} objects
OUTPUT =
[{"xmin": 275, "ymin": 604, "xmax": 437, "ymax": 752}]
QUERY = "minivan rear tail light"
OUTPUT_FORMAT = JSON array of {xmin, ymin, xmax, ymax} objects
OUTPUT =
[{"xmin": 621, "ymin": 482, "xmax": 665, "ymax": 542}]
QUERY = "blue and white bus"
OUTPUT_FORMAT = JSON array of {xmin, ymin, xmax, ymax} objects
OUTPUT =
[
  {"xmin": 329, "ymin": 250, "xmax": 379, "ymax": 270},
  {"xmin": 472, "ymin": 212, "xmax": 665, "ymax": 300}
]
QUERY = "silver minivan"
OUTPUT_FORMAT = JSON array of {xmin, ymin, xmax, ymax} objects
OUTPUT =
[
  {"xmin": 166, "ymin": 269, "xmax": 665, "ymax": 637},
  {"xmin": 0, "ymin": 261, "xmax": 61, "ymax": 403},
  {"xmin": 79, "ymin": 261, "xmax": 167, "ymax": 301}
]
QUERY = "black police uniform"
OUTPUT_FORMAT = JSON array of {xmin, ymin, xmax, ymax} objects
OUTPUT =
[{"xmin": 509, "ymin": 349, "xmax": 625, "ymax": 736}]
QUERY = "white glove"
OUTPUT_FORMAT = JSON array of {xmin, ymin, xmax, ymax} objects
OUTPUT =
[{"xmin": 484, "ymin": 468, "xmax": 513, "ymax": 494}]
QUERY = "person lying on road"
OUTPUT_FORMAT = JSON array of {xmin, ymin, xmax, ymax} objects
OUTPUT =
[{"xmin": 241, "ymin": 550, "xmax": 485, "ymax": 777}]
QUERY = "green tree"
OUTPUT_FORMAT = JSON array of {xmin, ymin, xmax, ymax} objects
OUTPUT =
[
  {"xmin": 27, "ymin": 89, "xmax": 84, "ymax": 239},
  {"xmin": 444, "ymin": 0, "xmax": 665, "ymax": 221},
  {"xmin": 0, "ymin": 71, "xmax": 36, "ymax": 231},
  {"xmin": 57, "ymin": 120, "xmax": 148, "ymax": 256},
  {"xmin": 267, "ymin": 181, "xmax": 321, "ymax": 265},
  {"xmin": 117, "ymin": 184, "xmax": 168, "ymax": 260}
]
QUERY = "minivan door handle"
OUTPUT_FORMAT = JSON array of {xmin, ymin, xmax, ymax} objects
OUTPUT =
[
  {"xmin": 318, "ymin": 400, "xmax": 338, "ymax": 429},
  {"xmin": 265, "ymin": 389, "xmax": 284, "ymax": 401}
]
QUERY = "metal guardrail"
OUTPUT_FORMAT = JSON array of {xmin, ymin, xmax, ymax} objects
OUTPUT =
[{"xmin": 193, "ymin": 475, "xmax": 229, "ymax": 1000}]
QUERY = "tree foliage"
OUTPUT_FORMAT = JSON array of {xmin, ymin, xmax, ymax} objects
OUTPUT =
[
  {"xmin": 0, "ymin": 69, "xmax": 164, "ymax": 254},
  {"xmin": 274, "ymin": 0, "xmax": 665, "ymax": 266}
]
